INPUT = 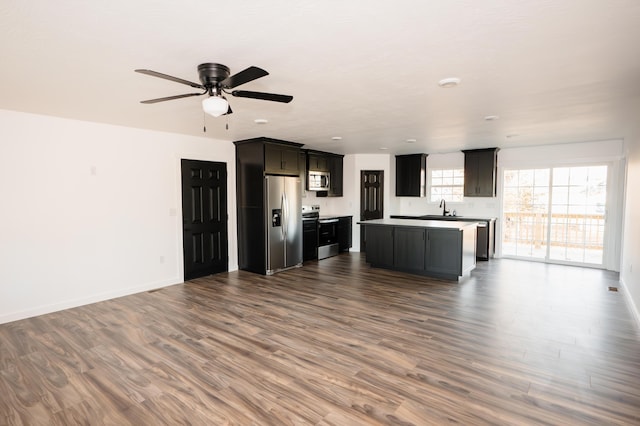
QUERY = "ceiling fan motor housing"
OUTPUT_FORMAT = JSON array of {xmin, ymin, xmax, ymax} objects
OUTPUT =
[{"xmin": 197, "ymin": 63, "xmax": 230, "ymax": 88}]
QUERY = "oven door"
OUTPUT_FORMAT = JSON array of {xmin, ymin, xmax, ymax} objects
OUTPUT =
[{"xmin": 318, "ymin": 218, "xmax": 338, "ymax": 246}]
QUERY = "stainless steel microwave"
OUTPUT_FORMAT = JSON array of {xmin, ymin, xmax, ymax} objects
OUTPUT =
[{"xmin": 307, "ymin": 171, "xmax": 330, "ymax": 191}]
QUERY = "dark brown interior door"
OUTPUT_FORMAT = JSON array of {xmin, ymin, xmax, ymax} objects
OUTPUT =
[
  {"xmin": 360, "ymin": 170, "xmax": 384, "ymax": 252},
  {"xmin": 181, "ymin": 159, "xmax": 228, "ymax": 280}
]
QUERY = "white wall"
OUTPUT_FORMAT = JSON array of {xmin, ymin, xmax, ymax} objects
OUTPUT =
[
  {"xmin": 621, "ymin": 123, "xmax": 640, "ymax": 323},
  {"xmin": 314, "ymin": 154, "xmax": 391, "ymax": 251},
  {"xmin": 0, "ymin": 109, "xmax": 237, "ymax": 324}
]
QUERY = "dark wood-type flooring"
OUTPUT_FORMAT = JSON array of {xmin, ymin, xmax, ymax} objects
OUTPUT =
[{"xmin": 1, "ymin": 254, "xmax": 639, "ymax": 425}]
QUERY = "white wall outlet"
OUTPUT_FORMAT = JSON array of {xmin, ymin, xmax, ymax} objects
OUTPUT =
[{"xmin": 169, "ymin": 208, "xmax": 177, "ymax": 217}]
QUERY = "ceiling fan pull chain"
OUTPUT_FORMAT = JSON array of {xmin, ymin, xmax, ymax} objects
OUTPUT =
[{"xmin": 203, "ymin": 112, "xmax": 206, "ymax": 133}]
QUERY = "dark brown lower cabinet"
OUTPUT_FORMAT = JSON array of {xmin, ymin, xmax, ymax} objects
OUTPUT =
[
  {"xmin": 426, "ymin": 228, "xmax": 465, "ymax": 276},
  {"xmin": 337, "ymin": 216, "xmax": 352, "ymax": 252},
  {"xmin": 476, "ymin": 220, "xmax": 496, "ymax": 260},
  {"xmin": 394, "ymin": 227, "xmax": 426, "ymax": 271},
  {"xmin": 364, "ymin": 226, "xmax": 394, "ymax": 268},
  {"xmin": 362, "ymin": 223, "xmax": 477, "ymax": 280},
  {"xmin": 389, "ymin": 216, "xmax": 496, "ymax": 260},
  {"xmin": 303, "ymin": 219, "xmax": 318, "ymax": 261}
]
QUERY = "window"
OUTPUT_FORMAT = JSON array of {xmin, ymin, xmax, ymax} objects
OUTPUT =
[{"xmin": 430, "ymin": 169, "xmax": 464, "ymax": 202}]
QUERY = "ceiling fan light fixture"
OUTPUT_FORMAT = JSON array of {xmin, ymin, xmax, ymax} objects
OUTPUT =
[{"xmin": 202, "ymin": 96, "xmax": 228, "ymax": 117}]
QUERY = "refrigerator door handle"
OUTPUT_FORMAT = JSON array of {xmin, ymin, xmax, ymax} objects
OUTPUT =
[
  {"xmin": 283, "ymin": 191, "xmax": 288, "ymax": 239},
  {"xmin": 280, "ymin": 193, "xmax": 286, "ymax": 239}
]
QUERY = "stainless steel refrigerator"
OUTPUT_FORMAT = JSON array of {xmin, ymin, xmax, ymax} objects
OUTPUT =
[{"xmin": 265, "ymin": 175, "xmax": 302, "ymax": 275}]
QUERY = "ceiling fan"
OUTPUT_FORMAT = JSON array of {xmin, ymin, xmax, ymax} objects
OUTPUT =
[{"xmin": 135, "ymin": 63, "xmax": 293, "ymax": 117}]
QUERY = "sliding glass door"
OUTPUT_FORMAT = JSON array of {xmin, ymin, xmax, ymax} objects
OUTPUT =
[{"xmin": 502, "ymin": 165, "xmax": 607, "ymax": 266}]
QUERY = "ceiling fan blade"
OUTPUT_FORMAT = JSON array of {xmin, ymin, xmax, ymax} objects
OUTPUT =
[
  {"xmin": 231, "ymin": 90, "xmax": 293, "ymax": 103},
  {"xmin": 140, "ymin": 92, "xmax": 205, "ymax": 104},
  {"xmin": 221, "ymin": 66, "xmax": 268, "ymax": 89},
  {"xmin": 135, "ymin": 69, "xmax": 204, "ymax": 89}
]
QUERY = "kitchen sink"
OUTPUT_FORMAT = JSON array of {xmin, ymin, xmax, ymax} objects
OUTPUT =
[{"xmin": 419, "ymin": 215, "xmax": 464, "ymax": 220}]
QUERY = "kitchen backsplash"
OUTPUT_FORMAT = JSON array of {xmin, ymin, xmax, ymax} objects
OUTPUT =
[{"xmin": 395, "ymin": 196, "xmax": 500, "ymax": 218}]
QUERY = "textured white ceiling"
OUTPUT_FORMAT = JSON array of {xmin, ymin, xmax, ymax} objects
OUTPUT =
[{"xmin": 1, "ymin": 0, "xmax": 639, "ymax": 154}]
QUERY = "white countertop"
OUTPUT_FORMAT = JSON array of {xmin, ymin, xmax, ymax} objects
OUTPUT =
[{"xmin": 358, "ymin": 218, "xmax": 479, "ymax": 230}]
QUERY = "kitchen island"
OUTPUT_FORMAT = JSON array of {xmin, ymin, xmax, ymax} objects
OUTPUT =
[
  {"xmin": 359, "ymin": 219, "xmax": 477, "ymax": 280},
  {"xmin": 390, "ymin": 215, "xmax": 496, "ymax": 260}
]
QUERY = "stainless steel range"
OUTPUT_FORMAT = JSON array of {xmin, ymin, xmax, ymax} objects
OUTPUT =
[
  {"xmin": 302, "ymin": 205, "xmax": 341, "ymax": 260},
  {"xmin": 301, "ymin": 205, "xmax": 320, "ymax": 220},
  {"xmin": 317, "ymin": 216, "xmax": 339, "ymax": 259}
]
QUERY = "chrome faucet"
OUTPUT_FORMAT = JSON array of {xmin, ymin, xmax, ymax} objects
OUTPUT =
[{"xmin": 439, "ymin": 199, "xmax": 449, "ymax": 216}]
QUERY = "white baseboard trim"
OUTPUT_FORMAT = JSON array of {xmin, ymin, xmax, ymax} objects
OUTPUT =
[
  {"xmin": 0, "ymin": 277, "xmax": 183, "ymax": 325},
  {"xmin": 620, "ymin": 277, "xmax": 640, "ymax": 328}
]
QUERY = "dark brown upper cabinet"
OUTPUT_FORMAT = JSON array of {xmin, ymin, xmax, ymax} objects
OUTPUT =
[
  {"xmin": 307, "ymin": 152, "xmax": 329, "ymax": 172},
  {"xmin": 395, "ymin": 154, "xmax": 428, "ymax": 197},
  {"xmin": 462, "ymin": 148, "xmax": 499, "ymax": 197},
  {"xmin": 264, "ymin": 142, "xmax": 302, "ymax": 175},
  {"xmin": 327, "ymin": 154, "xmax": 343, "ymax": 197},
  {"xmin": 305, "ymin": 149, "xmax": 343, "ymax": 197},
  {"xmin": 315, "ymin": 152, "xmax": 344, "ymax": 197}
]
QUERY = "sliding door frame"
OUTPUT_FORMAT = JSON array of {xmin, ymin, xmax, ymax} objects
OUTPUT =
[{"xmin": 496, "ymin": 158, "xmax": 625, "ymax": 271}]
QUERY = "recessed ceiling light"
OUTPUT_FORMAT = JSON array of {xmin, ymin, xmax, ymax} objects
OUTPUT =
[
  {"xmin": 379, "ymin": 147, "xmax": 388, "ymax": 150},
  {"xmin": 331, "ymin": 136, "xmax": 342, "ymax": 141},
  {"xmin": 406, "ymin": 138, "xmax": 417, "ymax": 143},
  {"xmin": 484, "ymin": 115, "xmax": 499, "ymax": 121},
  {"xmin": 438, "ymin": 77, "xmax": 461, "ymax": 88},
  {"xmin": 254, "ymin": 118, "xmax": 268, "ymax": 124}
]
